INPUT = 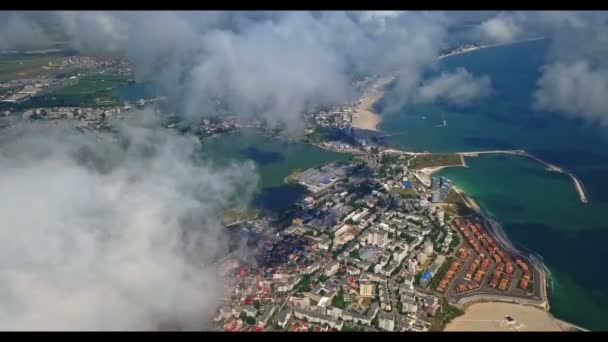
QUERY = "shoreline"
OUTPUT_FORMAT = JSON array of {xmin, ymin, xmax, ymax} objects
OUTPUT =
[
  {"xmin": 280, "ymin": 140, "xmax": 589, "ymax": 330},
  {"xmin": 304, "ymin": 140, "xmax": 589, "ymax": 330},
  {"xmin": 350, "ymin": 37, "xmax": 546, "ymax": 132},
  {"xmin": 351, "ymin": 74, "xmax": 396, "ymax": 131},
  {"xmin": 431, "ymin": 171, "xmax": 588, "ymax": 331},
  {"xmin": 445, "ymin": 301, "xmax": 585, "ymax": 331}
]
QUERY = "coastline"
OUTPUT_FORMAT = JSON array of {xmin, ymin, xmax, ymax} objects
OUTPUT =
[
  {"xmin": 351, "ymin": 74, "xmax": 396, "ymax": 131},
  {"xmin": 444, "ymin": 301, "xmax": 583, "ymax": 331},
  {"xmin": 277, "ymin": 139, "xmax": 589, "ymax": 330},
  {"xmin": 349, "ymin": 37, "xmax": 547, "ymax": 132},
  {"xmin": 432, "ymin": 172, "xmax": 589, "ymax": 331}
]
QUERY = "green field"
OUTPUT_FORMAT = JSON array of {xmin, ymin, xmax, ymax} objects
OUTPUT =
[
  {"xmin": 0, "ymin": 56, "xmax": 65, "ymax": 82},
  {"xmin": 444, "ymin": 190, "xmax": 476, "ymax": 217},
  {"xmin": 410, "ymin": 153, "xmax": 462, "ymax": 169},
  {"xmin": 51, "ymin": 74, "xmax": 133, "ymax": 96},
  {"xmin": 431, "ymin": 299, "xmax": 464, "ymax": 331},
  {"xmin": 26, "ymin": 74, "xmax": 135, "ymax": 107},
  {"xmin": 388, "ymin": 186, "xmax": 419, "ymax": 198}
]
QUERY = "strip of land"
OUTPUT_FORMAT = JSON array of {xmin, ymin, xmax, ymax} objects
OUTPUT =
[{"xmin": 351, "ymin": 74, "xmax": 396, "ymax": 131}]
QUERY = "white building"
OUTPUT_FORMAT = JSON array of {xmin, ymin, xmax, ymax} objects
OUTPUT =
[
  {"xmin": 393, "ymin": 247, "xmax": 408, "ymax": 263},
  {"xmin": 277, "ymin": 308, "xmax": 292, "ymax": 328},
  {"xmin": 402, "ymin": 297, "xmax": 418, "ymax": 314},
  {"xmin": 378, "ymin": 313, "xmax": 396, "ymax": 331},
  {"xmin": 417, "ymin": 252, "xmax": 428, "ymax": 264},
  {"xmin": 368, "ymin": 229, "xmax": 388, "ymax": 247},
  {"xmin": 302, "ymin": 262, "xmax": 322, "ymax": 275},
  {"xmin": 243, "ymin": 305, "xmax": 257, "ymax": 318},
  {"xmin": 324, "ymin": 260, "xmax": 340, "ymax": 276},
  {"xmin": 407, "ymin": 259, "xmax": 418, "ymax": 274},
  {"xmin": 277, "ymin": 276, "xmax": 302, "ymax": 293},
  {"xmin": 402, "ymin": 273, "xmax": 415, "ymax": 288},
  {"xmin": 258, "ymin": 305, "xmax": 276, "ymax": 328},
  {"xmin": 424, "ymin": 240, "xmax": 434, "ymax": 256}
]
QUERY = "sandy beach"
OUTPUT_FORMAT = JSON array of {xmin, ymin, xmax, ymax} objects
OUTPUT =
[
  {"xmin": 351, "ymin": 75, "xmax": 395, "ymax": 131},
  {"xmin": 349, "ymin": 38, "xmax": 546, "ymax": 132},
  {"xmin": 350, "ymin": 45, "xmax": 490, "ymax": 132},
  {"xmin": 349, "ymin": 45, "xmax": 486, "ymax": 132},
  {"xmin": 445, "ymin": 302, "xmax": 568, "ymax": 331}
]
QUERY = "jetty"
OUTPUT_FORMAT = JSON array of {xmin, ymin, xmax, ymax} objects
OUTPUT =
[
  {"xmin": 377, "ymin": 130, "xmax": 408, "ymax": 138},
  {"xmin": 317, "ymin": 143, "xmax": 588, "ymax": 204},
  {"xmin": 456, "ymin": 150, "xmax": 588, "ymax": 204}
]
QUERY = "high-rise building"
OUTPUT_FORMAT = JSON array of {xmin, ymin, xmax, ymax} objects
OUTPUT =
[
  {"xmin": 369, "ymin": 229, "xmax": 388, "ymax": 247},
  {"xmin": 424, "ymin": 241, "xmax": 434, "ymax": 256},
  {"xmin": 431, "ymin": 176, "xmax": 439, "ymax": 190},
  {"xmin": 408, "ymin": 259, "xmax": 418, "ymax": 274},
  {"xmin": 431, "ymin": 190, "xmax": 441, "ymax": 203},
  {"xmin": 343, "ymin": 123, "xmax": 354, "ymax": 137},
  {"xmin": 417, "ymin": 252, "xmax": 428, "ymax": 264},
  {"xmin": 378, "ymin": 313, "xmax": 395, "ymax": 331}
]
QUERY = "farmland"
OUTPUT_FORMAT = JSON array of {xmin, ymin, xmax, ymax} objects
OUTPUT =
[
  {"xmin": 32, "ymin": 74, "xmax": 134, "ymax": 106},
  {"xmin": 0, "ymin": 55, "xmax": 65, "ymax": 82},
  {"xmin": 50, "ymin": 74, "xmax": 133, "ymax": 96}
]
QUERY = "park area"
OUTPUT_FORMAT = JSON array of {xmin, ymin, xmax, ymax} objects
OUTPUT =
[
  {"xmin": 409, "ymin": 153, "xmax": 462, "ymax": 169},
  {"xmin": 37, "ymin": 74, "xmax": 134, "ymax": 106},
  {"xmin": 50, "ymin": 74, "xmax": 133, "ymax": 96}
]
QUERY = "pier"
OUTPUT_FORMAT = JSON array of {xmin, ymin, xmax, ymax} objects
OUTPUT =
[
  {"xmin": 456, "ymin": 150, "xmax": 588, "ymax": 204},
  {"xmin": 329, "ymin": 144, "xmax": 588, "ymax": 204},
  {"xmin": 377, "ymin": 130, "xmax": 408, "ymax": 138}
]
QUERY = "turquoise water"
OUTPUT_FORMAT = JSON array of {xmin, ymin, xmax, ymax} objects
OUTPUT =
[
  {"xmin": 437, "ymin": 156, "xmax": 608, "ymax": 330},
  {"xmin": 192, "ymin": 39, "xmax": 608, "ymax": 329},
  {"xmin": 199, "ymin": 131, "xmax": 348, "ymax": 212},
  {"xmin": 381, "ymin": 39, "xmax": 608, "ymax": 330}
]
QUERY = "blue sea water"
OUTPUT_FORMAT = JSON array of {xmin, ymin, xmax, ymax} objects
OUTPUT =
[
  {"xmin": 380, "ymin": 39, "xmax": 608, "ymax": 330},
  {"xmin": 187, "ymin": 39, "xmax": 607, "ymax": 329}
]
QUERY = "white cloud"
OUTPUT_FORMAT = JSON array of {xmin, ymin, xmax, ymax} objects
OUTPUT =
[
  {"xmin": 476, "ymin": 14, "xmax": 522, "ymax": 43},
  {"xmin": 534, "ymin": 61, "xmax": 608, "ymax": 125},
  {"xmin": 415, "ymin": 67, "xmax": 492, "ymax": 106},
  {"xmin": 0, "ymin": 117, "xmax": 258, "ymax": 330},
  {"xmin": 0, "ymin": 12, "xmax": 52, "ymax": 50},
  {"xmin": 0, "ymin": 11, "xmax": 461, "ymax": 129}
]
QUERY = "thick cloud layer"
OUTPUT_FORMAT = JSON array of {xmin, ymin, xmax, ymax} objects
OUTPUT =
[
  {"xmin": 0, "ymin": 117, "xmax": 258, "ymax": 330},
  {"xmin": 2, "ymin": 11, "xmax": 493, "ymax": 130},
  {"xmin": 0, "ymin": 12, "xmax": 53, "ymax": 50}
]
